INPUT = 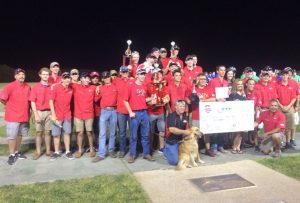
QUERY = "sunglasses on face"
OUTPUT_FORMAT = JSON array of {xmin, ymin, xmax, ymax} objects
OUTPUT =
[
  {"xmin": 71, "ymin": 73, "xmax": 78, "ymax": 75},
  {"xmin": 111, "ymin": 73, "xmax": 118, "ymax": 76}
]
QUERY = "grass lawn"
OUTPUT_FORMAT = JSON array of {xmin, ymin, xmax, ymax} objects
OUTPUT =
[
  {"xmin": 257, "ymin": 155, "xmax": 300, "ymax": 181},
  {"xmin": 0, "ymin": 174, "xmax": 149, "ymax": 203}
]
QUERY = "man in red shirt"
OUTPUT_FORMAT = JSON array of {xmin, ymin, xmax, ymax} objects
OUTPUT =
[
  {"xmin": 93, "ymin": 71, "xmax": 118, "ymax": 162},
  {"xmin": 276, "ymin": 69, "xmax": 297, "ymax": 149},
  {"xmin": 208, "ymin": 65, "xmax": 229, "ymax": 153},
  {"xmin": 0, "ymin": 68, "xmax": 30, "ymax": 165},
  {"xmin": 124, "ymin": 68, "xmax": 155, "ymax": 163},
  {"xmin": 167, "ymin": 69, "xmax": 190, "ymax": 112},
  {"xmin": 159, "ymin": 48, "xmax": 169, "ymax": 69},
  {"xmin": 191, "ymin": 73, "xmax": 216, "ymax": 156},
  {"xmin": 114, "ymin": 66, "xmax": 134, "ymax": 158},
  {"xmin": 90, "ymin": 71, "xmax": 101, "ymax": 141},
  {"xmin": 255, "ymin": 99, "xmax": 286, "ymax": 157},
  {"xmin": 30, "ymin": 67, "xmax": 52, "ymax": 160},
  {"xmin": 183, "ymin": 55, "xmax": 203, "ymax": 92},
  {"xmin": 254, "ymin": 70, "xmax": 278, "ymax": 110},
  {"xmin": 192, "ymin": 54, "xmax": 203, "ymax": 73},
  {"xmin": 72, "ymin": 72, "xmax": 97, "ymax": 158},
  {"xmin": 146, "ymin": 70, "xmax": 170, "ymax": 153},
  {"xmin": 49, "ymin": 72, "xmax": 74, "ymax": 161},
  {"xmin": 128, "ymin": 51, "xmax": 140, "ymax": 77},
  {"xmin": 48, "ymin": 62, "xmax": 62, "ymax": 85},
  {"xmin": 168, "ymin": 44, "xmax": 184, "ymax": 69}
]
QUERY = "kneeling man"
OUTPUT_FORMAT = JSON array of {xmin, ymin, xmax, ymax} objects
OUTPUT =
[{"xmin": 254, "ymin": 99, "xmax": 286, "ymax": 157}]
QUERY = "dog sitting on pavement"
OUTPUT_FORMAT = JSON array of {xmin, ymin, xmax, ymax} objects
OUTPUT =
[{"xmin": 176, "ymin": 127, "xmax": 205, "ymax": 170}]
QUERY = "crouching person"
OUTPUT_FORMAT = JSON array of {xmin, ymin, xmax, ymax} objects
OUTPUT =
[
  {"xmin": 164, "ymin": 100, "xmax": 191, "ymax": 165},
  {"xmin": 254, "ymin": 99, "xmax": 286, "ymax": 157}
]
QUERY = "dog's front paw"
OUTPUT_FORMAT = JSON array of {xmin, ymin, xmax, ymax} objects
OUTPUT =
[{"xmin": 198, "ymin": 159, "xmax": 205, "ymax": 164}]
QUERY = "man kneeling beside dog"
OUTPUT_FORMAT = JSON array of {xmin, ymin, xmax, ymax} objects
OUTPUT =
[{"xmin": 164, "ymin": 100, "xmax": 204, "ymax": 170}]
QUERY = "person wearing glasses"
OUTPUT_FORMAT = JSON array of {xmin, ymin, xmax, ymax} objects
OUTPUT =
[
  {"xmin": 191, "ymin": 73, "xmax": 216, "ymax": 157},
  {"xmin": 164, "ymin": 100, "xmax": 191, "ymax": 165},
  {"xmin": 70, "ymin": 69, "xmax": 80, "ymax": 83},
  {"xmin": 124, "ymin": 68, "xmax": 155, "ymax": 163}
]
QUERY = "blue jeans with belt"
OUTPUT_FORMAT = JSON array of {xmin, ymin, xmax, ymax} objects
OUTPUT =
[
  {"xmin": 129, "ymin": 110, "xmax": 150, "ymax": 157},
  {"xmin": 117, "ymin": 112, "xmax": 130, "ymax": 154},
  {"xmin": 98, "ymin": 109, "xmax": 117, "ymax": 158}
]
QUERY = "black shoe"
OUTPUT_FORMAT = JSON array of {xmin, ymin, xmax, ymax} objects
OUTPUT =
[
  {"xmin": 254, "ymin": 146, "xmax": 260, "ymax": 152},
  {"xmin": 50, "ymin": 153, "xmax": 60, "ymax": 161},
  {"xmin": 15, "ymin": 152, "xmax": 27, "ymax": 160},
  {"xmin": 285, "ymin": 142, "xmax": 295, "ymax": 150},
  {"xmin": 63, "ymin": 152, "xmax": 75, "ymax": 160},
  {"xmin": 7, "ymin": 155, "xmax": 16, "ymax": 165}
]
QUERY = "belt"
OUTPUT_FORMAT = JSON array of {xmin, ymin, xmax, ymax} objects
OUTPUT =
[
  {"xmin": 133, "ymin": 109, "xmax": 147, "ymax": 112},
  {"xmin": 39, "ymin": 109, "xmax": 50, "ymax": 111},
  {"xmin": 103, "ymin": 106, "xmax": 116, "ymax": 110}
]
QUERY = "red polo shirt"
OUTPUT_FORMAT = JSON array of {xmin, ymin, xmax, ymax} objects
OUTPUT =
[
  {"xmin": 245, "ymin": 89, "xmax": 262, "ymax": 108},
  {"xmin": 0, "ymin": 81, "xmax": 30, "ymax": 122},
  {"xmin": 254, "ymin": 81, "xmax": 278, "ymax": 108},
  {"xmin": 124, "ymin": 82, "xmax": 147, "ymax": 111},
  {"xmin": 160, "ymin": 58, "xmax": 169, "ymax": 69},
  {"xmin": 183, "ymin": 66, "xmax": 203, "ymax": 91},
  {"xmin": 72, "ymin": 83, "xmax": 96, "ymax": 120},
  {"xmin": 29, "ymin": 82, "xmax": 51, "ymax": 110},
  {"xmin": 146, "ymin": 83, "xmax": 168, "ymax": 115},
  {"xmin": 114, "ymin": 77, "xmax": 134, "ymax": 114},
  {"xmin": 48, "ymin": 75, "xmax": 62, "ymax": 85},
  {"xmin": 256, "ymin": 110, "xmax": 286, "ymax": 133},
  {"xmin": 130, "ymin": 63, "xmax": 139, "ymax": 77},
  {"xmin": 191, "ymin": 86, "xmax": 215, "ymax": 120},
  {"xmin": 167, "ymin": 82, "xmax": 189, "ymax": 111},
  {"xmin": 98, "ymin": 83, "xmax": 118, "ymax": 109},
  {"xmin": 276, "ymin": 82, "xmax": 297, "ymax": 106},
  {"xmin": 50, "ymin": 83, "xmax": 73, "ymax": 122},
  {"xmin": 91, "ymin": 84, "xmax": 101, "ymax": 117},
  {"xmin": 208, "ymin": 77, "xmax": 229, "ymax": 94}
]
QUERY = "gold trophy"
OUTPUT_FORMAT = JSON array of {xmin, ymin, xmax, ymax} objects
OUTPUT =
[{"xmin": 123, "ymin": 39, "xmax": 132, "ymax": 65}]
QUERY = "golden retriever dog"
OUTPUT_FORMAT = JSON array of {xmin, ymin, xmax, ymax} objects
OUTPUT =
[{"xmin": 176, "ymin": 127, "xmax": 205, "ymax": 171}]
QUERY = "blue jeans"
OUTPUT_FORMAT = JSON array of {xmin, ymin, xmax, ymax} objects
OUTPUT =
[
  {"xmin": 163, "ymin": 142, "xmax": 179, "ymax": 165},
  {"xmin": 117, "ymin": 112, "xmax": 130, "ymax": 153},
  {"xmin": 129, "ymin": 110, "xmax": 150, "ymax": 157},
  {"xmin": 98, "ymin": 109, "xmax": 117, "ymax": 158}
]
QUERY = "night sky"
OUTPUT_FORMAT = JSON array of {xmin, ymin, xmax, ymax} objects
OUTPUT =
[{"xmin": 1, "ymin": 1, "xmax": 300, "ymax": 74}]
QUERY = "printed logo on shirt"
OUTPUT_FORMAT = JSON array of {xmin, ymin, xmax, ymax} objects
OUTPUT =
[{"xmin": 136, "ymin": 89, "xmax": 145, "ymax": 96}]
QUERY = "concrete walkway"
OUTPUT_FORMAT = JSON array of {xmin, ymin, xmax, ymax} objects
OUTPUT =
[{"xmin": 0, "ymin": 134, "xmax": 299, "ymax": 203}]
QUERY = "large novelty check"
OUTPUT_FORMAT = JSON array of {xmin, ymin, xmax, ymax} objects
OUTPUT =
[{"xmin": 199, "ymin": 101, "xmax": 254, "ymax": 134}]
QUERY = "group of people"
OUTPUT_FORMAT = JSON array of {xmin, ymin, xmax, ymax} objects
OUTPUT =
[{"xmin": 0, "ymin": 45, "xmax": 299, "ymax": 166}]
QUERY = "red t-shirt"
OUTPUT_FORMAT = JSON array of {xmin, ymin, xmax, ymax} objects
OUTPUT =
[
  {"xmin": 256, "ymin": 110, "xmax": 285, "ymax": 133},
  {"xmin": 276, "ymin": 82, "xmax": 297, "ymax": 106},
  {"xmin": 50, "ymin": 83, "xmax": 73, "ymax": 122},
  {"xmin": 168, "ymin": 58, "xmax": 184, "ymax": 69},
  {"xmin": 167, "ymin": 82, "xmax": 189, "ymax": 111},
  {"xmin": 29, "ymin": 82, "xmax": 51, "ymax": 110},
  {"xmin": 160, "ymin": 58, "xmax": 169, "ymax": 69},
  {"xmin": 124, "ymin": 82, "xmax": 147, "ymax": 111},
  {"xmin": 245, "ymin": 89, "xmax": 262, "ymax": 108},
  {"xmin": 130, "ymin": 63, "xmax": 139, "ymax": 77},
  {"xmin": 254, "ymin": 81, "xmax": 278, "ymax": 108},
  {"xmin": 146, "ymin": 83, "xmax": 168, "ymax": 115},
  {"xmin": 72, "ymin": 83, "xmax": 96, "ymax": 120},
  {"xmin": 208, "ymin": 77, "xmax": 229, "ymax": 94},
  {"xmin": 0, "ymin": 81, "xmax": 30, "ymax": 122},
  {"xmin": 191, "ymin": 86, "xmax": 215, "ymax": 120},
  {"xmin": 48, "ymin": 75, "xmax": 62, "ymax": 85},
  {"xmin": 114, "ymin": 77, "xmax": 134, "ymax": 114},
  {"xmin": 91, "ymin": 84, "xmax": 101, "ymax": 117},
  {"xmin": 98, "ymin": 83, "xmax": 118, "ymax": 109}
]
